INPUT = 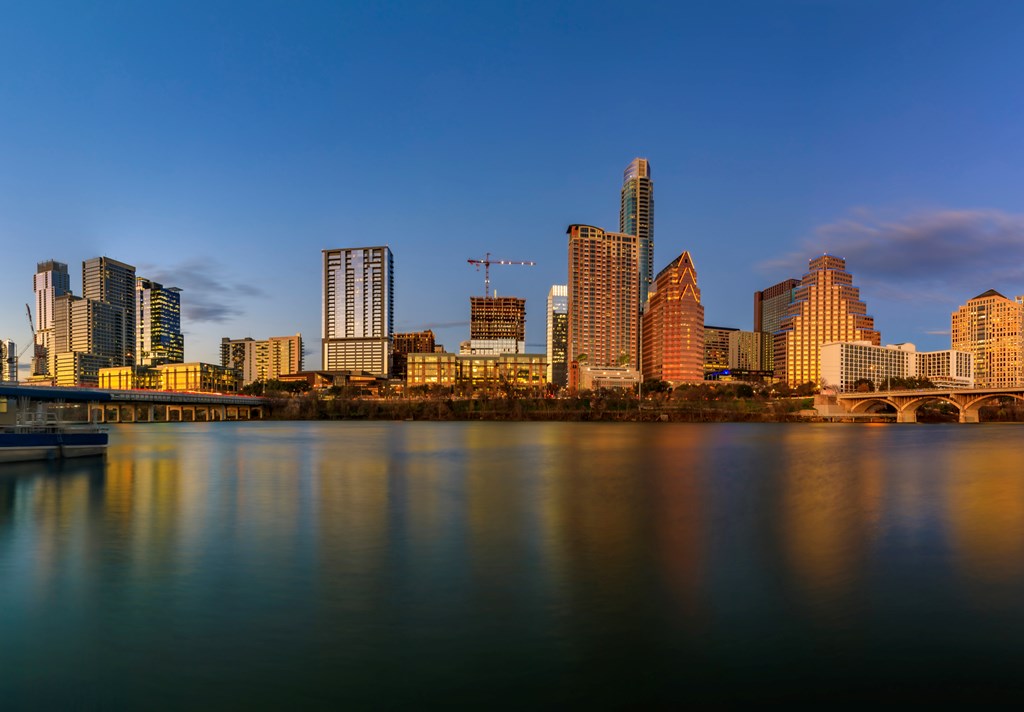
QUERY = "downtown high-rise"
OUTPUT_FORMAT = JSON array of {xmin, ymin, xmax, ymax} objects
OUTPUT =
[
  {"xmin": 641, "ymin": 251, "xmax": 704, "ymax": 385},
  {"xmin": 322, "ymin": 246, "xmax": 394, "ymax": 376},
  {"xmin": 32, "ymin": 260, "xmax": 71, "ymax": 375},
  {"xmin": 546, "ymin": 285, "xmax": 568, "ymax": 387},
  {"xmin": 775, "ymin": 255, "xmax": 879, "ymax": 387},
  {"xmin": 567, "ymin": 224, "xmax": 639, "ymax": 378},
  {"xmin": 951, "ymin": 289, "xmax": 1024, "ymax": 388},
  {"xmin": 754, "ymin": 278, "xmax": 799, "ymax": 373},
  {"xmin": 83, "ymin": 256, "xmax": 137, "ymax": 367},
  {"xmin": 137, "ymin": 278, "xmax": 184, "ymax": 366},
  {"xmin": 620, "ymin": 158, "xmax": 654, "ymax": 306}
]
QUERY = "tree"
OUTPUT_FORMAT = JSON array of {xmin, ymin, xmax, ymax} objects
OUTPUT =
[{"xmin": 853, "ymin": 378, "xmax": 874, "ymax": 392}]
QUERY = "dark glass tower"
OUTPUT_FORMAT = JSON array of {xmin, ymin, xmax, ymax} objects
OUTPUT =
[{"xmin": 620, "ymin": 158, "xmax": 654, "ymax": 306}]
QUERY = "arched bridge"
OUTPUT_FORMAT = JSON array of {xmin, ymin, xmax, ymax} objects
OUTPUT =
[{"xmin": 835, "ymin": 387, "xmax": 1024, "ymax": 423}]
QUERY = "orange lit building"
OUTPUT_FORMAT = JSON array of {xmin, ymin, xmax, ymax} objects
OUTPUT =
[
  {"xmin": 951, "ymin": 289, "xmax": 1024, "ymax": 387},
  {"xmin": 567, "ymin": 224, "xmax": 639, "ymax": 386},
  {"xmin": 641, "ymin": 251, "xmax": 704, "ymax": 385},
  {"xmin": 776, "ymin": 255, "xmax": 880, "ymax": 387}
]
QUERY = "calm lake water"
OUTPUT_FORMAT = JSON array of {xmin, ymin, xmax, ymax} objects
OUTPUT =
[{"xmin": 3, "ymin": 421, "xmax": 1024, "ymax": 706}]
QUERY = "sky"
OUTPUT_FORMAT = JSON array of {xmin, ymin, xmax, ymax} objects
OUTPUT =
[{"xmin": 3, "ymin": 0, "xmax": 1024, "ymax": 370}]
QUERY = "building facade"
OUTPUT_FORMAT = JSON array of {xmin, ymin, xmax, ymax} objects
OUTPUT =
[
  {"xmin": 951, "ymin": 289, "xmax": 1024, "ymax": 388},
  {"xmin": 1, "ymin": 340, "xmax": 16, "ymax": 382},
  {"xmin": 546, "ymin": 285, "xmax": 568, "ymax": 387},
  {"xmin": 392, "ymin": 330, "xmax": 436, "ymax": 379},
  {"xmin": 406, "ymin": 352, "xmax": 546, "ymax": 390},
  {"xmin": 641, "ymin": 251, "xmax": 704, "ymax": 385},
  {"xmin": 620, "ymin": 158, "xmax": 654, "ymax": 305},
  {"xmin": 137, "ymin": 278, "xmax": 184, "ymax": 365},
  {"xmin": 820, "ymin": 341, "xmax": 974, "ymax": 392},
  {"xmin": 775, "ymin": 255, "xmax": 880, "ymax": 387},
  {"xmin": 470, "ymin": 296, "xmax": 525, "ymax": 342},
  {"xmin": 220, "ymin": 334, "xmax": 304, "ymax": 385},
  {"xmin": 82, "ymin": 256, "xmax": 137, "ymax": 367},
  {"xmin": 704, "ymin": 326, "xmax": 738, "ymax": 377},
  {"xmin": 32, "ymin": 260, "xmax": 71, "ymax": 375},
  {"xmin": 322, "ymin": 246, "xmax": 394, "ymax": 376},
  {"xmin": 567, "ymin": 224, "xmax": 639, "ymax": 385},
  {"xmin": 754, "ymin": 277, "xmax": 799, "ymax": 372}
]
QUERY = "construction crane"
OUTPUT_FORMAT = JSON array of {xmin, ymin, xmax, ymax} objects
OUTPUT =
[
  {"xmin": 467, "ymin": 252, "xmax": 535, "ymax": 298},
  {"xmin": 18, "ymin": 304, "xmax": 34, "ymax": 360}
]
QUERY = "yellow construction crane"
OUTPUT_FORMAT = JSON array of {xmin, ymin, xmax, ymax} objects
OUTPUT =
[{"xmin": 467, "ymin": 252, "xmax": 535, "ymax": 298}]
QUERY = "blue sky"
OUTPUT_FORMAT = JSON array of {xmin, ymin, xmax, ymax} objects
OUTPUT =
[{"xmin": 3, "ymin": 0, "xmax": 1024, "ymax": 368}]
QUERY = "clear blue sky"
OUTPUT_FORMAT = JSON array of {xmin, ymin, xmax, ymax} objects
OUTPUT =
[{"xmin": 3, "ymin": 0, "xmax": 1024, "ymax": 367}]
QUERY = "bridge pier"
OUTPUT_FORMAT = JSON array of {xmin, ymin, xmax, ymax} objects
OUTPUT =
[
  {"xmin": 959, "ymin": 408, "xmax": 981, "ymax": 423},
  {"xmin": 896, "ymin": 408, "xmax": 918, "ymax": 424}
]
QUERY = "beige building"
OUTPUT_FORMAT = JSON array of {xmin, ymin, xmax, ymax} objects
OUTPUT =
[
  {"xmin": 221, "ymin": 334, "xmax": 303, "ymax": 385},
  {"xmin": 776, "ymin": 255, "xmax": 880, "ymax": 387},
  {"xmin": 951, "ymin": 289, "xmax": 1024, "ymax": 387},
  {"xmin": 567, "ymin": 225, "xmax": 639, "ymax": 386}
]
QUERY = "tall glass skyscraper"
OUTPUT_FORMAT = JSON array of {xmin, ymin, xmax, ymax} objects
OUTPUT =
[
  {"xmin": 322, "ymin": 246, "xmax": 394, "ymax": 376},
  {"xmin": 137, "ymin": 277, "xmax": 184, "ymax": 365},
  {"xmin": 32, "ymin": 260, "xmax": 71, "ymax": 375},
  {"xmin": 546, "ymin": 285, "xmax": 568, "ymax": 387},
  {"xmin": 620, "ymin": 158, "xmax": 654, "ymax": 306}
]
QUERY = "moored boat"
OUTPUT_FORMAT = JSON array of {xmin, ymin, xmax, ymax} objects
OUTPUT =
[{"xmin": 0, "ymin": 404, "xmax": 107, "ymax": 463}]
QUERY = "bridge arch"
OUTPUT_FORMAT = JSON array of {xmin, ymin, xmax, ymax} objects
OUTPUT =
[
  {"xmin": 959, "ymin": 393, "xmax": 1024, "ymax": 423},
  {"xmin": 894, "ymin": 395, "xmax": 962, "ymax": 424},
  {"xmin": 848, "ymin": 397, "xmax": 897, "ymax": 414}
]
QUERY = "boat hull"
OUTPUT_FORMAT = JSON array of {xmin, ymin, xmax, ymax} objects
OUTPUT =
[{"xmin": 0, "ymin": 431, "xmax": 108, "ymax": 463}]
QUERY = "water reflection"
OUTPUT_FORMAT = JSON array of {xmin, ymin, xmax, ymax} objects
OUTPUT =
[{"xmin": 3, "ymin": 422, "xmax": 1024, "ymax": 704}]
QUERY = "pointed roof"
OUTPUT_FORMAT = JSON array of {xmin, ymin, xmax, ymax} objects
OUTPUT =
[
  {"xmin": 972, "ymin": 288, "xmax": 1008, "ymax": 300},
  {"xmin": 655, "ymin": 250, "xmax": 696, "ymax": 281}
]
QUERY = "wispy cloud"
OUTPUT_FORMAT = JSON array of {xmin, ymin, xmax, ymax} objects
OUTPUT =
[
  {"xmin": 760, "ymin": 208, "xmax": 1024, "ymax": 301},
  {"xmin": 139, "ymin": 258, "xmax": 267, "ymax": 324}
]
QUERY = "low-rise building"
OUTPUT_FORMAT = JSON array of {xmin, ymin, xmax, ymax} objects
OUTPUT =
[
  {"xmin": 406, "ymin": 352, "xmax": 546, "ymax": 390},
  {"xmin": 820, "ymin": 341, "xmax": 974, "ymax": 392},
  {"xmin": 99, "ymin": 362, "xmax": 240, "ymax": 393}
]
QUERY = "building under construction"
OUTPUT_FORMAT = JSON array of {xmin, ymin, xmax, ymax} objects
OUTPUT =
[{"xmin": 470, "ymin": 297, "xmax": 525, "ymax": 341}]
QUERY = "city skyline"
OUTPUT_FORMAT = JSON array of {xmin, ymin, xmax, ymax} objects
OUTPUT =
[{"xmin": 4, "ymin": 2, "xmax": 1024, "ymax": 365}]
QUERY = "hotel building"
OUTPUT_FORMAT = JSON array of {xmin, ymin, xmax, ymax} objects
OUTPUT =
[
  {"xmin": 620, "ymin": 158, "xmax": 654, "ymax": 305},
  {"xmin": 641, "ymin": 251, "xmax": 704, "ymax": 385},
  {"xmin": 820, "ymin": 341, "xmax": 974, "ymax": 392},
  {"xmin": 567, "ymin": 224, "xmax": 640, "ymax": 385},
  {"xmin": 322, "ymin": 246, "xmax": 394, "ymax": 376},
  {"xmin": 951, "ymin": 289, "xmax": 1024, "ymax": 388},
  {"xmin": 775, "ymin": 255, "xmax": 880, "ymax": 387}
]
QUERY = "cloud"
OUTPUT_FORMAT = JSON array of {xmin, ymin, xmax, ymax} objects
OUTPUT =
[
  {"xmin": 760, "ymin": 209, "xmax": 1024, "ymax": 301},
  {"xmin": 139, "ymin": 258, "xmax": 266, "ymax": 324}
]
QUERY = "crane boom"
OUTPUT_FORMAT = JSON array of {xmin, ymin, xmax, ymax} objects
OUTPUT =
[{"xmin": 467, "ymin": 252, "xmax": 535, "ymax": 298}]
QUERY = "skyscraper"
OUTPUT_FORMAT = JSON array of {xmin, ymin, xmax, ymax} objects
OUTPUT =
[
  {"xmin": 754, "ymin": 278, "xmax": 799, "ymax": 372},
  {"xmin": 567, "ymin": 224, "xmax": 639, "ymax": 374},
  {"xmin": 83, "ymin": 256, "xmax": 137, "ymax": 366},
  {"xmin": 546, "ymin": 285, "xmax": 568, "ymax": 387},
  {"xmin": 32, "ymin": 260, "xmax": 71, "ymax": 375},
  {"xmin": 641, "ymin": 251, "xmax": 704, "ymax": 385},
  {"xmin": 137, "ymin": 278, "xmax": 184, "ymax": 365},
  {"xmin": 620, "ymin": 158, "xmax": 654, "ymax": 305},
  {"xmin": 775, "ymin": 255, "xmax": 880, "ymax": 387},
  {"xmin": 322, "ymin": 246, "xmax": 394, "ymax": 376},
  {"xmin": 1, "ymin": 340, "xmax": 16, "ymax": 383},
  {"xmin": 468, "ymin": 296, "xmax": 526, "ymax": 354},
  {"xmin": 951, "ymin": 289, "xmax": 1024, "ymax": 388}
]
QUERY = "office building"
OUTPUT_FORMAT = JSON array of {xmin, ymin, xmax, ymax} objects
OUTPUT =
[
  {"xmin": 951, "ymin": 290, "xmax": 1024, "ymax": 388},
  {"xmin": 82, "ymin": 256, "xmax": 137, "ymax": 366},
  {"xmin": 393, "ymin": 330, "xmax": 436, "ymax": 379},
  {"xmin": 32, "ymin": 260, "xmax": 71, "ymax": 375},
  {"xmin": 406, "ymin": 352, "xmax": 546, "ymax": 390},
  {"xmin": 137, "ymin": 278, "xmax": 184, "ymax": 366},
  {"xmin": 820, "ymin": 341, "xmax": 974, "ymax": 392},
  {"xmin": 322, "ymin": 246, "xmax": 394, "ymax": 376},
  {"xmin": 641, "ymin": 251, "xmax": 704, "ymax": 385},
  {"xmin": 704, "ymin": 326, "xmax": 738, "ymax": 376},
  {"xmin": 567, "ymin": 224, "xmax": 640, "ymax": 385},
  {"xmin": 620, "ymin": 158, "xmax": 654, "ymax": 305},
  {"xmin": 754, "ymin": 278, "xmax": 799, "ymax": 372},
  {"xmin": 775, "ymin": 255, "xmax": 880, "ymax": 387},
  {"xmin": 546, "ymin": 285, "xmax": 568, "ymax": 387},
  {"xmin": 221, "ymin": 334, "xmax": 303, "ymax": 385},
  {"xmin": 728, "ymin": 330, "xmax": 770, "ymax": 374}
]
